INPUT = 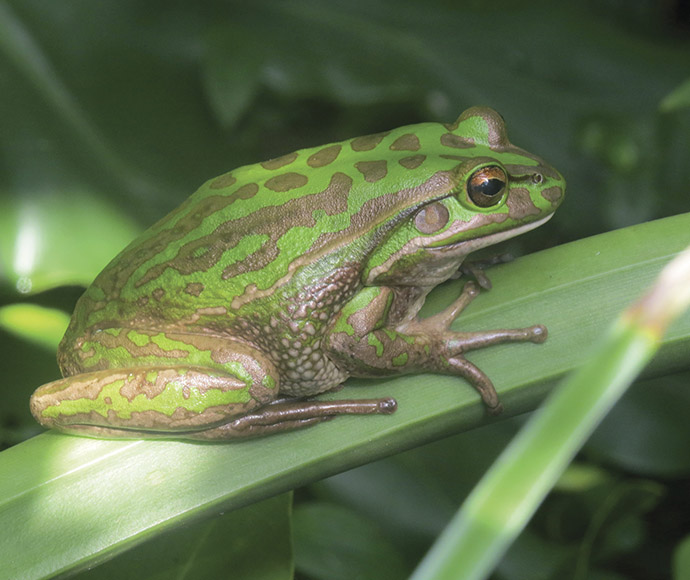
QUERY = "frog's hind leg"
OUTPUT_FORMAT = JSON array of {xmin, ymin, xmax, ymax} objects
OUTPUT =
[
  {"xmin": 185, "ymin": 397, "xmax": 397, "ymax": 440},
  {"xmin": 30, "ymin": 363, "xmax": 397, "ymax": 440},
  {"xmin": 29, "ymin": 364, "xmax": 273, "ymax": 437}
]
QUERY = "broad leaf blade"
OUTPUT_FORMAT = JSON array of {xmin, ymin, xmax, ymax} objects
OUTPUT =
[{"xmin": 1, "ymin": 214, "xmax": 689, "ymax": 579}]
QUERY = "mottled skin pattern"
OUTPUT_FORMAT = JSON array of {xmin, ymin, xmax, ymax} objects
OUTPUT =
[{"xmin": 30, "ymin": 107, "xmax": 565, "ymax": 440}]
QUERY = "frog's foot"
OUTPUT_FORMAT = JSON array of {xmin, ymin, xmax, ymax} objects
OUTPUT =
[
  {"xmin": 398, "ymin": 282, "xmax": 546, "ymax": 413},
  {"xmin": 428, "ymin": 324, "xmax": 545, "ymax": 413},
  {"xmin": 446, "ymin": 357, "xmax": 503, "ymax": 415},
  {"xmin": 186, "ymin": 397, "xmax": 397, "ymax": 440},
  {"xmin": 405, "ymin": 281, "xmax": 547, "ymax": 345}
]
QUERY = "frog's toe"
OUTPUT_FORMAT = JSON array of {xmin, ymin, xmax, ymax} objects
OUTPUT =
[{"xmin": 528, "ymin": 324, "xmax": 548, "ymax": 343}]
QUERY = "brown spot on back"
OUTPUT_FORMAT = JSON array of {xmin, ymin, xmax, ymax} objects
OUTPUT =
[
  {"xmin": 184, "ymin": 283, "xmax": 204, "ymax": 296},
  {"xmin": 441, "ymin": 133, "xmax": 473, "ymax": 149},
  {"xmin": 307, "ymin": 171, "xmax": 455, "ymax": 261},
  {"xmin": 355, "ymin": 160, "xmax": 388, "ymax": 183},
  {"xmin": 152, "ymin": 288, "xmax": 166, "ymax": 301},
  {"xmin": 390, "ymin": 133, "xmax": 420, "ymax": 151},
  {"xmin": 197, "ymin": 306, "xmax": 227, "ymax": 316},
  {"xmin": 218, "ymin": 172, "xmax": 353, "ymax": 279},
  {"xmin": 129, "ymin": 185, "xmax": 259, "ymax": 290},
  {"xmin": 209, "ymin": 173, "xmax": 237, "ymax": 190},
  {"xmin": 265, "ymin": 172, "xmax": 309, "ymax": 192},
  {"xmin": 229, "ymin": 183, "xmax": 259, "ymax": 202},
  {"xmin": 350, "ymin": 132, "xmax": 389, "ymax": 152},
  {"xmin": 229, "ymin": 170, "xmax": 458, "ymax": 308},
  {"xmin": 307, "ymin": 144, "xmax": 342, "ymax": 168},
  {"xmin": 399, "ymin": 155, "xmax": 426, "ymax": 169},
  {"xmin": 260, "ymin": 152, "xmax": 299, "ymax": 170}
]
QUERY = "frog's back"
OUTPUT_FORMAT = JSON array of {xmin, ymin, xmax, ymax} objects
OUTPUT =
[
  {"xmin": 89, "ymin": 121, "xmax": 466, "ymax": 309},
  {"xmin": 73, "ymin": 111, "xmax": 537, "ymax": 337}
]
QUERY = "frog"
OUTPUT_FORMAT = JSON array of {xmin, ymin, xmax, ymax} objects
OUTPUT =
[{"xmin": 30, "ymin": 106, "xmax": 565, "ymax": 440}]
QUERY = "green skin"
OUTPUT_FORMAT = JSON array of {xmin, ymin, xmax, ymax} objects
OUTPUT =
[{"xmin": 30, "ymin": 107, "xmax": 565, "ymax": 440}]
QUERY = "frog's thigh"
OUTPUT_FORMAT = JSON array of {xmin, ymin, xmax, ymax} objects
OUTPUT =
[{"xmin": 30, "ymin": 359, "xmax": 279, "ymax": 435}]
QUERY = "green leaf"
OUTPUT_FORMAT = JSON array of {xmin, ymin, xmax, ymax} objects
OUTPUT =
[
  {"xmin": 202, "ymin": 24, "xmax": 265, "ymax": 128},
  {"xmin": 293, "ymin": 502, "xmax": 407, "ymax": 580},
  {"xmin": 2, "ymin": 214, "xmax": 689, "ymax": 578},
  {"xmin": 0, "ymin": 2, "xmax": 166, "ymax": 201},
  {"xmin": 79, "ymin": 494, "xmax": 294, "ymax": 580},
  {"xmin": 409, "ymin": 233, "xmax": 690, "ymax": 580},
  {"xmin": 587, "ymin": 374, "xmax": 690, "ymax": 477},
  {"xmin": 661, "ymin": 77, "xmax": 690, "ymax": 112},
  {"xmin": 0, "ymin": 190, "xmax": 140, "ymax": 294},
  {"xmin": 674, "ymin": 534, "xmax": 690, "ymax": 580},
  {"xmin": 202, "ymin": 3, "xmax": 424, "ymax": 112},
  {"xmin": 0, "ymin": 304, "xmax": 69, "ymax": 350}
]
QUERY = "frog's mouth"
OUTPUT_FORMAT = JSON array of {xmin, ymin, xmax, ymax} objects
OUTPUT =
[{"xmin": 426, "ymin": 213, "xmax": 554, "ymax": 256}]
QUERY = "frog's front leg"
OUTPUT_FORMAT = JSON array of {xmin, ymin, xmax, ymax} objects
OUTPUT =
[{"xmin": 325, "ymin": 283, "xmax": 546, "ymax": 414}]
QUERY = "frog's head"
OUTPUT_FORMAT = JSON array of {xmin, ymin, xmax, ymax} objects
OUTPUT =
[{"xmin": 363, "ymin": 107, "xmax": 565, "ymax": 287}]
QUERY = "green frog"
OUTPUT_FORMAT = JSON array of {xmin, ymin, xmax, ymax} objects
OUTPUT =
[{"xmin": 30, "ymin": 107, "xmax": 565, "ymax": 440}]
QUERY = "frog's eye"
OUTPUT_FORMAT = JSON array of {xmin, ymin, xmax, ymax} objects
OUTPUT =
[
  {"xmin": 467, "ymin": 166, "xmax": 507, "ymax": 208},
  {"xmin": 415, "ymin": 202, "xmax": 449, "ymax": 234}
]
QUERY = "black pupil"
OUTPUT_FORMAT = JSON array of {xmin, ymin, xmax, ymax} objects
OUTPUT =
[{"xmin": 479, "ymin": 178, "xmax": 503, "ymax": 197}]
